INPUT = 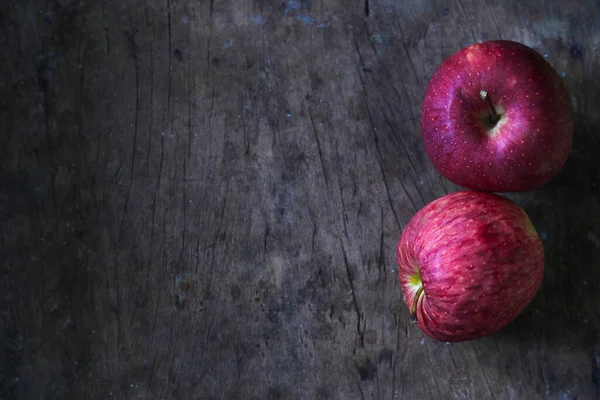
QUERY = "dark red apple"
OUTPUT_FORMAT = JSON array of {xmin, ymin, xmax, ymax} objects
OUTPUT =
[
  {"xmin": 397, "ymin": 191, "xmax": 544, "ymax": 342},
  {"xmin": 421, "ymin": 40, "xmax": 573, "ymax": 192}
]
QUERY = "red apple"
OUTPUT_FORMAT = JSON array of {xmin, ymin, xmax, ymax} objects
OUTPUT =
[
  {"xmin": 421, "ymin": 40, "xmax": 573, "ymax": 192},
  {"xmin": 397, "ymin": 191, "xmax": 544, "ymax": 342}
]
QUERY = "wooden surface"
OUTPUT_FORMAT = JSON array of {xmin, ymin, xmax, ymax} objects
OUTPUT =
[{"xmin": 1, "ymin": 0, "xmax": 600, "ymax": 399}]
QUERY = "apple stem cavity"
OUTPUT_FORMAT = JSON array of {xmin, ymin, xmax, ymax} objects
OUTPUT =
[
  {"xmin": 410, "ymin": 285, "xmax": 424, "ymax": 322},
  {"xmin": 479, "ymin": 90, "xmax": 499, "ymax": 125}
]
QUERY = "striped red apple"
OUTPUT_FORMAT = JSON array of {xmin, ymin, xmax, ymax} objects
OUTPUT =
[{"xmin": 397, "ymin": 191, "xmax": 544, "ymax": 342}]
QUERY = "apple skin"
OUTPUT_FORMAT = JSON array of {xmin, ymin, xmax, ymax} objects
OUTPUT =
[
  {"xmin": 397, "ymin": 191, "xmax": 544, "ymax": 342},
  {"xmin": 421, "ymin": 40, "xmax": 573, "ymax": 192}
]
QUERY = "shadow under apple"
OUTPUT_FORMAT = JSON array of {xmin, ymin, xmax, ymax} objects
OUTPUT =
[{"xmin": 493, "ymin": 103, "xmax": 600, "ymax": 352}]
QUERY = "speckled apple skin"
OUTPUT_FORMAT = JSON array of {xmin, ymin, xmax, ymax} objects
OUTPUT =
[
  {"xmin": 397, "ymin": 191, "xmax": 544, "ymax": 342},
  {"xmin": 421, "ymin": 40, "xmax": 573, "ymax": 192}
]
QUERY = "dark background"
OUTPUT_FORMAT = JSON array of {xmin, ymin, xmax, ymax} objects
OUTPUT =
[{"xmin": 1, "ymin": 0, "xmax": 599, "ymax": 399}]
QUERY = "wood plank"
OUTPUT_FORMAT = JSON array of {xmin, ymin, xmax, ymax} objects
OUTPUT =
[{"xmin": 1, "ymin": 0, "xmax": 599, "ymax": 399}]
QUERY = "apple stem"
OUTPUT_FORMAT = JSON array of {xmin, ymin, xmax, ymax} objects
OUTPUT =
[
  {"xmin": 410, "ymin": 285, "xmax": 424, "ymax": 323},
  {"xmin": 479, "ymin": 90, "xmax": 498, "ymax": 125}
]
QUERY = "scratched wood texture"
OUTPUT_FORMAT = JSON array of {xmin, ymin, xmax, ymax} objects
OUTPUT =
[{"xmin": 1, "ymin": 0, "xmax": 600, "ymax": 399}]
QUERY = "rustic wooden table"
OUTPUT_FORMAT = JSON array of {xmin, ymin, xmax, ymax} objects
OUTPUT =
[{"xmin": 2, "ymin": 0, "xmax": 599, "ymax": 399}]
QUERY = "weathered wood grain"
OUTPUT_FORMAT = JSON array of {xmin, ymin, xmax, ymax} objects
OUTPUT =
[{"xmin": 1, "ymin": 0, "xmax": 599, "ymax": 399}]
